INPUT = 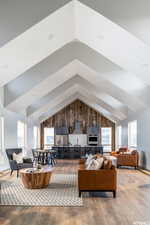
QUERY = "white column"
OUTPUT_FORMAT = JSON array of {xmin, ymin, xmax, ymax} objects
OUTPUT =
[
  {"xmin": 0, "ymin": 87, "xmax": 9, "ymax": 170},
  {"xmin": 26, "ymin": 116, "xmax": 34, "ymax": 157},
  {"xmin": 0, "ymin": 87, "xmax": 4, "ymax": 116}
]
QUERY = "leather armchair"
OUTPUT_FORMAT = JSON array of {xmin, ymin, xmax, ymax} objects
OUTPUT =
[
  {"xmin": 117, "ymin": 150, "xmax": 139, "ymax": 169},
  {"xmin": 6, "ymin": 148, "xmax": 33, "ymax": 177},
  {"xmin": 111, "ymin": 147, "xmax": 128, "ymax": 156},
  {"xmin": 78, "ymin": 163, "xmax": 117, "ymax": 198}
]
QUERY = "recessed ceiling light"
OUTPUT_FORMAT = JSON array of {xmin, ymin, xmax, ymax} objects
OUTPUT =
[{"xmin": 48, "ymin": 34, "xmax": 54, "ymax": 40}]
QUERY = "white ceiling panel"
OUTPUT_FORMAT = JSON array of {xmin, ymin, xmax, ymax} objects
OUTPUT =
[
  {"xmin": 1, "ymin": 0, "xmax": 150, "ymax": 122},
  {"xmin": 6, "ymin": 60, "xmax": 146, "ymax": 113},
  {"xmin": 0, "ymin": 1, "xmax": 75, "ymax": 86}
]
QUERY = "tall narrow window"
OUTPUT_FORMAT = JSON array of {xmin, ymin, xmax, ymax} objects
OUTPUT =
[
  {"xmin": 128, "ymin": 120, "xmax": 137, "ymax": 148},
  {"xmin": 116, "ymin": 126, "xmax": 122, "ymax": 148},
  {"xmin": 33, "ymin": 126, "xmax": 38, "ymax": 149},
  {"xmin": 0, "ymin": 117, "xmax": 4, "ymax": 152},
  {"xmin": 17, "ymin": 121, "xmax": 25, "ymax": 148},
  {"xmin": 37, "ymin": 127, "xmax": 40, "ymax": 148},
  {"xmin": 101, "ymin": 127, "xmax": 112, "ymax": 152},
  {"xmin": 0, "ymin": 117, "xmax": 5, "ymax": 168},
  {"xmin": 44, "ymin": 128, "xmax": 54, "ymax": 149}
]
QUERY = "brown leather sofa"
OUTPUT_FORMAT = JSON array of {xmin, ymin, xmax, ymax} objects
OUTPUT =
[
  {"xmin": 78, "ymin": 161, "xmax": 117, "ymax": 198},
  {"xmin": 111, "ymin": 149, "xmax": 139, "ymax": 169}
]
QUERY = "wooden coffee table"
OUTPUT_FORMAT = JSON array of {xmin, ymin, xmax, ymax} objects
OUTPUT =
[{"xmin": 20, "ymin": 167, "xmax": 53, "ymax": 189}]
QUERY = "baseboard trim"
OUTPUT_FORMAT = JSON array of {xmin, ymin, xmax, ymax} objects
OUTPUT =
[
  {"xmin": 0, "ymin": 168, "xmax": 10, "ymax": 177},
  {"xmin": 138, "ymin": 168, "xmax": 150, "ymax": 176},
  {"xmin": 0, "ymin": 167, "xmax": 9, "ymax": 172}
]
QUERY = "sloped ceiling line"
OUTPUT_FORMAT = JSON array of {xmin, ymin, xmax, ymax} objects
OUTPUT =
[
  {"xmin": 28, "ymin": 81, "xmax": 126, "ymax": 121},
  {"xmin": 1, "ymin": 0, "xmax": 150, "ymax": 122},
  {"xmin": 27, "ymin": 75, "xmax": 127, "ymax": 118},
  {"xmin": 39, "ymin": 94, "xmax": 118, "ymax": 123},
  {"xmin": 4, "ymin": 42, "xmax": 149, "ymax": 117},
  {"xmin": 5, "ymin": 60, "xmax": 145, "ymax": 114},
  {"xmin": 5, "ymin": 42, "xmax": 148, "ymax": 109},
  {"xmin": 1, "ymin": 0, "xmax": 150, "ymax": 86}
]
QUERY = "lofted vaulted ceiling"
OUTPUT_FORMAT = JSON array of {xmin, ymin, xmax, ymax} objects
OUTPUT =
[{"xmin": 1, "ymin": 0, "xmax": 150, "ymax": 123}]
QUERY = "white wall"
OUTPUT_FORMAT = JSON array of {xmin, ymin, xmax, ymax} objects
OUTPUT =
[
  {"xmin": 118, "ymin": 108, "xmax": 150, "ymax": 170},
  {"xmin": 26, "ymin": 119, "xmax": 40, "ymax": 156},
  {"xmin": 0, "ymin": 91, "xmax": 38, "ymax": 171},
  {"xmin": 2, "ymin": 109, "xmax": 24, "ymax": 170},
  {"xmin": 4, "ymin": 111, "xmax": 39, "ymax": 150},
  {"xmin": 4, "ymin": 110, "xmax": 22, "ymax": 148}
]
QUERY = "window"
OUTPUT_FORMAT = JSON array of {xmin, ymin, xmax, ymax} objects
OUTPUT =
[
  {"xmin": 116, "ymin": 126, "xmax": 122, "ymax": 148},
  {"xmin": 44, "ymin": 128, "xmax": 54, "ymax": 149},
  {"xmin": 128, "ymin": 120, "xmax": 137, "ymax": 148},
  {"xmin": 33, "ymin": 126, "xmax": 40, "ymax": 149},
  {"xmin": 0, "ymin": 117, "xmax": 5, "ymax": 168},
  {"xmin": 101, "ymin": 127, "xmax": 112, "ymax": 152},
  {"xmin": 0, "ymin": 117, "xmax": 4, "ymax": 152},
  {"xmin": 33, "ymin": 126, "xmax": 38, "ymax": 149},
  {"xmin": 17, "ymin": 121, "xmax": 26, "ymax": 148},
  {"xmin": 37, "ymin": 127, "xmax": 40, "ymax": 148}
]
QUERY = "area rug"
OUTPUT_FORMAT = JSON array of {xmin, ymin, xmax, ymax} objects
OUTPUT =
[{"xmin": 0, "ymin": 174, "xmax": 83, "ymax": 206}]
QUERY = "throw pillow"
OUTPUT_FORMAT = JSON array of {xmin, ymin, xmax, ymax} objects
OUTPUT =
[
  {"xmin": 13, "ymin": 152, "xmax": 23, "ymax": 163},
  {"xmin": 94, "ymin": 157, "xmax": 104, "ymax": 170},
  {"xmin": 86, "ymin": 159, "xmax": 95, "ymax": 169},
  {"xmin": 96, "ymin": 154, "xmax": 103, "ymax": 159},
  {"xmin": 85, "ymin": 154, "xmax": 94, "ymax": 166},
  {"xmin": 86, "ymin": 158, "xmax": 104, "ymax": 170},
  {"xmin": 103, "ymin": 159, "xmax": 112, "ymax": 169}
]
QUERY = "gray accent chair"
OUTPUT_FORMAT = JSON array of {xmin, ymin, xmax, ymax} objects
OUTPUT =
[{"xmin": 6, "ymin": 148, "xmax": 33, "ymax": 177}]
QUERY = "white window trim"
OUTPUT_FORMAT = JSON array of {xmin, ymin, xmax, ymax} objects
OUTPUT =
[
  {"xmin": 33, "ymin": 126, "xmax": 39, "ymax": 149},
  {"xmin": 116, "ymin": 125, "xmax": 122, "ymax": 149},
  {"xmin": 17, "ymin": 120, "xmax": 26, "ymax": 148},
  {"xmin": 128, "ymin": 120, "xmax": 137, "ymax": 149},
  {"xmin": 44, "ymin": 127, "xmax": 55, "ymax": 148},
  {"xmin": 37, "ymin": 127, "xmax": 40, "ymax": 148},
  {"xmin": 101, "ymin": 127, "xmax": 112, "ymax": 152},
  {"xmin": 0, "ymin": 117, "xmax": 4, "ymax": 152}
]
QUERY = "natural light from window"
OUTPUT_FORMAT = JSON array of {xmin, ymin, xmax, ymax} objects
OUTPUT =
[
  {"xmin": 44, "ymin": 127, "xmax": 54, "ymax": 149},
  {"xmin": 33, "ymin": 126, "xmax": 38, "ymax": 149},
  {"xmin": 101, "ymin": 127, "xmax": 112, "ymax": 152},
  {"xmin": 0, "ymin": 117, "xmax": 5, "ymax": 169},
  {"xmin": 116, "ymin": 125, "xmax": 122, "ymax": 148},
  {"xmin": 0, "ymin": 117, "xmax": 4, "ymax": 152},
  {"xmin": 17, "ymin": 120, "xmax": 26, "ymax": 148},
  {"xmin": 128, "ymin": 120, "xmax": 137, "ymax": 149}
]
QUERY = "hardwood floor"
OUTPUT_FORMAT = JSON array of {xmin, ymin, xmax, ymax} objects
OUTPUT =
[{"xmin": 1, "ymin": 160, "xmax": 150, "ymax": 225}]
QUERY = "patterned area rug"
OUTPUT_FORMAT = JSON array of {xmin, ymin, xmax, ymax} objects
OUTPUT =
[{"xmin": 0, "ymin": 174, "xmax": 83, "ymax": 206}]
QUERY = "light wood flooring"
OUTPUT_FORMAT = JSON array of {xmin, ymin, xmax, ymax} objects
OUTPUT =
[{"xmin": 0, "ymin": 160, "xmax": 150, "ymax": 225}]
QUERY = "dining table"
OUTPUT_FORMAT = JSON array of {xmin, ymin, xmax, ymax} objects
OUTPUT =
[{"xmin": 37, "ymin": 149, "xmax": 56, "ymax": 165}]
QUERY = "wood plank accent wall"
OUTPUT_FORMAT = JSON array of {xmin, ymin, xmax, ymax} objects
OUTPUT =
[{"xmin": 40, "ymin": 99, "xmax": 115, "ymax": 150}]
